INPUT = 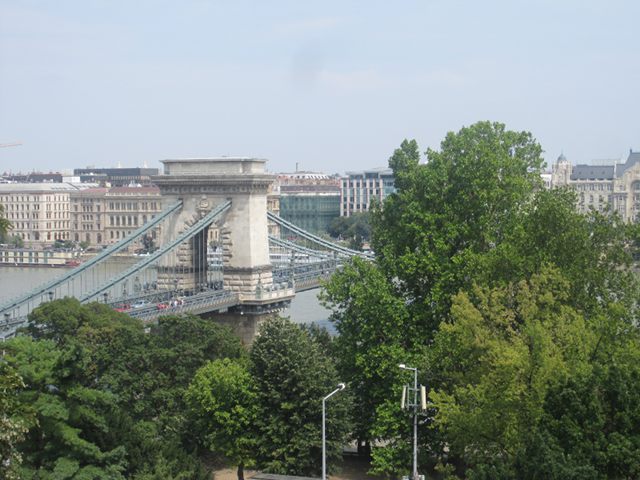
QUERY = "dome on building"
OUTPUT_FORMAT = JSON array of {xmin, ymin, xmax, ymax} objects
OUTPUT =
[{"xmin": 557, "ymin": 153, "xmax": 567, "ymax": 163}]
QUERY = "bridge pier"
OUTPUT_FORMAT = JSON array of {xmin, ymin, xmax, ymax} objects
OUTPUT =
[
  {"xmin": 203, "ymin": 311, "xmax": 276, "ymax": 346},
  {"xmin": 153, "ymin": 158, "xmax": 294, "ymax": 343},
  {"xmin": 153, "ymin": 158, "xmax": 274, "ymax": 292}
]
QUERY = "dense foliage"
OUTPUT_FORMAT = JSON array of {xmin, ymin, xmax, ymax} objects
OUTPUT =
[
  {"xmin": 2, "ymin": 299, "xmax": 244, "ymax": 479},
  {"xmin": 187, "ymin": 318, "xmax": 351, "ymax": 479},
  {"xmin": 322, "ymin": 121, "xmax": 640, "ymax": 478},
  {"xmin": 1, "ymin": 300, "xmax": 349, "ymax": 479},
  {"xmin": 0, "ymin": 204, "xmax": 11, "ymax": 237},
  {"xmin": 186, "ymin": 358, "xmax": 257, "ymax": 480},
  {"xmin": 250, "ymin": 318, "xmax": 352, "ymax": 476},
  {"xmin": 328, "ymin": 212, "xmax": 371, "ymax": 250}
]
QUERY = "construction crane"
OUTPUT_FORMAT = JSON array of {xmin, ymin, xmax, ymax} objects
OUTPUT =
[{"xmin": 0, "ymin": 142, "xmax": 22, "ymax": 148}]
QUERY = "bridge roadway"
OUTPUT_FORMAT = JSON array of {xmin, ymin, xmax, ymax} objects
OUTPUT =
[{"xmin": 0, "ymin": 260, "xmax": 339, "ymax": 339}]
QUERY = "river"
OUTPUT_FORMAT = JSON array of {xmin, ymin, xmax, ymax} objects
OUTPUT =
[{"xmin": 0, "ymin": 265, "xmax": 335, "ymax": 333}]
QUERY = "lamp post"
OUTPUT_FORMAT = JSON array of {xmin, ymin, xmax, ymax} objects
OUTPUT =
[
  {"xmin": 399, "ymin": 363, "xmax": 419, "ymax": 480},
  {"xmin": 322, "ymin": 383, "xmax": 346, "ymax": 480}
]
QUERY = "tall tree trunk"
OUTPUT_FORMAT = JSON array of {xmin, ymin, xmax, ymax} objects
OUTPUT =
[{"xmin": 237, "ymin": 462, "xmax": 245, "ymax": 480}]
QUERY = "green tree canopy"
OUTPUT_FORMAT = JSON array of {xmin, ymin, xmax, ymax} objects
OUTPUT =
[
  {"xmin": 186, "ymin": 358, "xmax": 257, "ymax": 480},
  {"xmin": 322, "ymin": 121, "xmax": 640, "ymax": 477},
  {"xmin": 0, "ymin": 362, "xmax": 33, "ymax": 480},
  {"xmin": 430, "ymin": 267, "xmax": 640, "ymax": 479},
  {"xmin": 4, "ymin": 335, "xmax": 127, "ymax": 479},
  {"xmin": 249, "ymin": 317, "xmax": 352, "ymax": 477},
  {"xmin": 9, "ymin": 299, "xmax": 242, "ymax": 478},
  {"xmin": 328, "ymin": 212, "xmax": 372, "ymax": 250},
  {"xmin": 0, "ymin": 203, "xmax": 11, "ymax": 238}
]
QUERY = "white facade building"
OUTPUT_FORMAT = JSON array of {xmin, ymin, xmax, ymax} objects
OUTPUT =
[
  {"xmin": 551, "ymin": 150, "xmax": 640, "ymax": 222},
  {"xmin": 0, "ymin": 183, "xmax": 80, "ymax": 246},
  {"xmin": 340, "ymin": 168, "xmax": 395, "ymax": 217}
]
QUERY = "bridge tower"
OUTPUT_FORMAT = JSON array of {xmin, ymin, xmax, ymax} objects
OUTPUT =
[{"xmin": 153, "ymin": 158, "xmax": 293, "ymax": 341}]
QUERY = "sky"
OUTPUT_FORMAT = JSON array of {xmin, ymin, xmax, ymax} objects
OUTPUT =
[{"xmin": 1, "ymin": 0, "xmax": 639, "ymax": 175}]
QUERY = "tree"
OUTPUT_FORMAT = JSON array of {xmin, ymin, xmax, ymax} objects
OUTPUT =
[
  {"xmin": 429, "ymin": 268, "xmax": 592, "ymax": 476},
  {"xmin": 320, "ymin": 258, "xmax": 418, "ymax": 463},
  {"xmin": 144, "ymin": 314, "xmax": 246, "ymax": 421},
  {"xmin": 4, "ymin": 336, "xmax": 127, "ymax": 479},
  {"xmin": 322, "ymin": 121, "xmax": 640, "ymax": 476},
  {"xmin": 186, "ymin": 359, "xmax": 257, "ymax": 480},
  {"xmin": 249, "ymin": 318, "xmax": 352, "ymax": 476},
  {"xmin": 429, "ymin": 267, "xmax": 640, "ymax": 479},
  {"xmin": 0, "ymin": 362, "xmax": 32, "ymax": 480},
  {"xmin": 327, "ymin": 212, "xmax": 372, "ymax": 250},
  {"xmin": 0, "ymin": 204, "xmax": 11, "ymax": 239},
  {"xmin": 7, "ymin": 234, "xmax": 23, "ymax": 248},
  {"xmin": 19, "ymin": 299, "xmax": 229, "ymax": 478},
  {"xmin": 374, "ymin": 122, "xmax": 545, "ymax": 333}
]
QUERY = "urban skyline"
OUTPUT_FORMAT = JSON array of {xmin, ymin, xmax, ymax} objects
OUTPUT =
[{"xmin": 2, "ymin": 146, "xmax": 640, "ymax": 179}]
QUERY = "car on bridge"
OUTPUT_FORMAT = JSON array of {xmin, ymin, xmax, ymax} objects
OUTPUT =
[{"xmin": 131, "ymin": 300, "xmax": 150, "ymax": 309}]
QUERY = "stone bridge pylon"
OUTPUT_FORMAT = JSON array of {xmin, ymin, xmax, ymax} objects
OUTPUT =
[{"xmin": 152, "ymin": 158, "xmax": 293, "ymax": 336}]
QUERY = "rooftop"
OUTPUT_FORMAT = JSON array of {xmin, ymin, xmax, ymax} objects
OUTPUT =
[{"xmin": 0, "ymin": 182, "xmax": 95, "ymax": 193}]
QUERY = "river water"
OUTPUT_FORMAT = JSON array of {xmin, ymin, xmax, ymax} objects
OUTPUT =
[{"xmin": 0, "ymin": 265, "xmax": 334, "ymax": 332}]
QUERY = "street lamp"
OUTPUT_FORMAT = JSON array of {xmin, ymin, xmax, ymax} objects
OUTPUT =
[
  {"xmin": 322, "ymin": 382, "xmax": 346, "ymax": 480},
  {"xmin": 399, "ymin": 364, "xmax": 419, "ymax": 480}
]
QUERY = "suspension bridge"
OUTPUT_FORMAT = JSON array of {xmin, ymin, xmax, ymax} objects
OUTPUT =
[{"xmin": 0, "ymin": 158, "xmax": 372, "ymax": 342}]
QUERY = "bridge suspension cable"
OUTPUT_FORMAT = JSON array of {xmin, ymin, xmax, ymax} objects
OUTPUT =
[
  {"xmin": 0, "ymin": 201, "xmax": 183, "ymax": 316},
  {"xmin": 269, "ymin": 235, "xmax": 331, "ymax": 259},
  {"xmin": 80, "ymin": 200, "xmax": 232, "ymax": 302},
  {"xmin": 267, "ymin": 212, "xmax": 373, "ymax": 259}
]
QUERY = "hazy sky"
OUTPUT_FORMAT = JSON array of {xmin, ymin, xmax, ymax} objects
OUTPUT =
[{"xmin": 1, "ymin": 0, "xmax": 639, "ymax": 175}]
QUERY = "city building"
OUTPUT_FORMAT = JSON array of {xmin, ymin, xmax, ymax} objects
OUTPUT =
[
  {"xmin": 1, "ymin": 172, "xmax": 63, "ymax": 183},
  {"xmin": 341, "ymin": 168, "xmax": 395, "ymax": 217},
  {"xmin": 551, "ymin": 150, "xmax": 640, "ymax": 222},
  {"xmin": 74, "ymin": 167, "xmax": 159, "ymax": 186},
  {"xmin": 0, "ymin": 183, "xmax": 163, "ymax": 249},
  {"xmin": 70, "ymin": 188, "xmax": 108, "ymax": 245},
  {"xmin": 277, "ymin": 172, "xmax": 341, "ymax": 234},
  {"xmin": 104, "ymin": 186, "xmax": 162, "ymax": 244},
  {"xmin": 0, "ymin": 183, "xmax": 80, "ymax": 246}
]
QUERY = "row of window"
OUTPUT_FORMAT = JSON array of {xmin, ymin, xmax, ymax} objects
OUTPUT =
[
  {"xmin": 73, "ymin": 204, "xmax": 102, "ymax": 212},
  {"xmin": 0, "ymin": 195, "xmax": 68, "ymax": 202},
  {"xmin": 108, "ymin": 214, "xmax": 152, "ymax": 227},
  {"xmin": 573, "ymin": 183, "xmax": 613, "ymax": 192},
  {"xmin": 74, "ymin": 233, "xmax": 103, "ymax": 243},
  {"xmin": 107, "ymin": 201, "xmax": 159, "ymax": 211},
  {"xmin": 9, "ymin": 231, "xmax": 69, "ymax": 241},
  {"xmin": 9, "ymin": 221, "xmax": 69, "ymax": 229}
]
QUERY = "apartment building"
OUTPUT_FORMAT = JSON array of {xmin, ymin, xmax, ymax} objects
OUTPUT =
[
  {"xmin": 551, "ymin": 150, "xmax": 640, "ymax": 222},
  {"xmin": 104, "ymin": 186, "xmax": 162, "ymax": 244},
  {"xmin": 340, "ymin": 168, "xmax": 395, "ymax": 217},
  {"xmin": 0, "ymin": 183, "xmax": 78, "ymax": 246}
]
